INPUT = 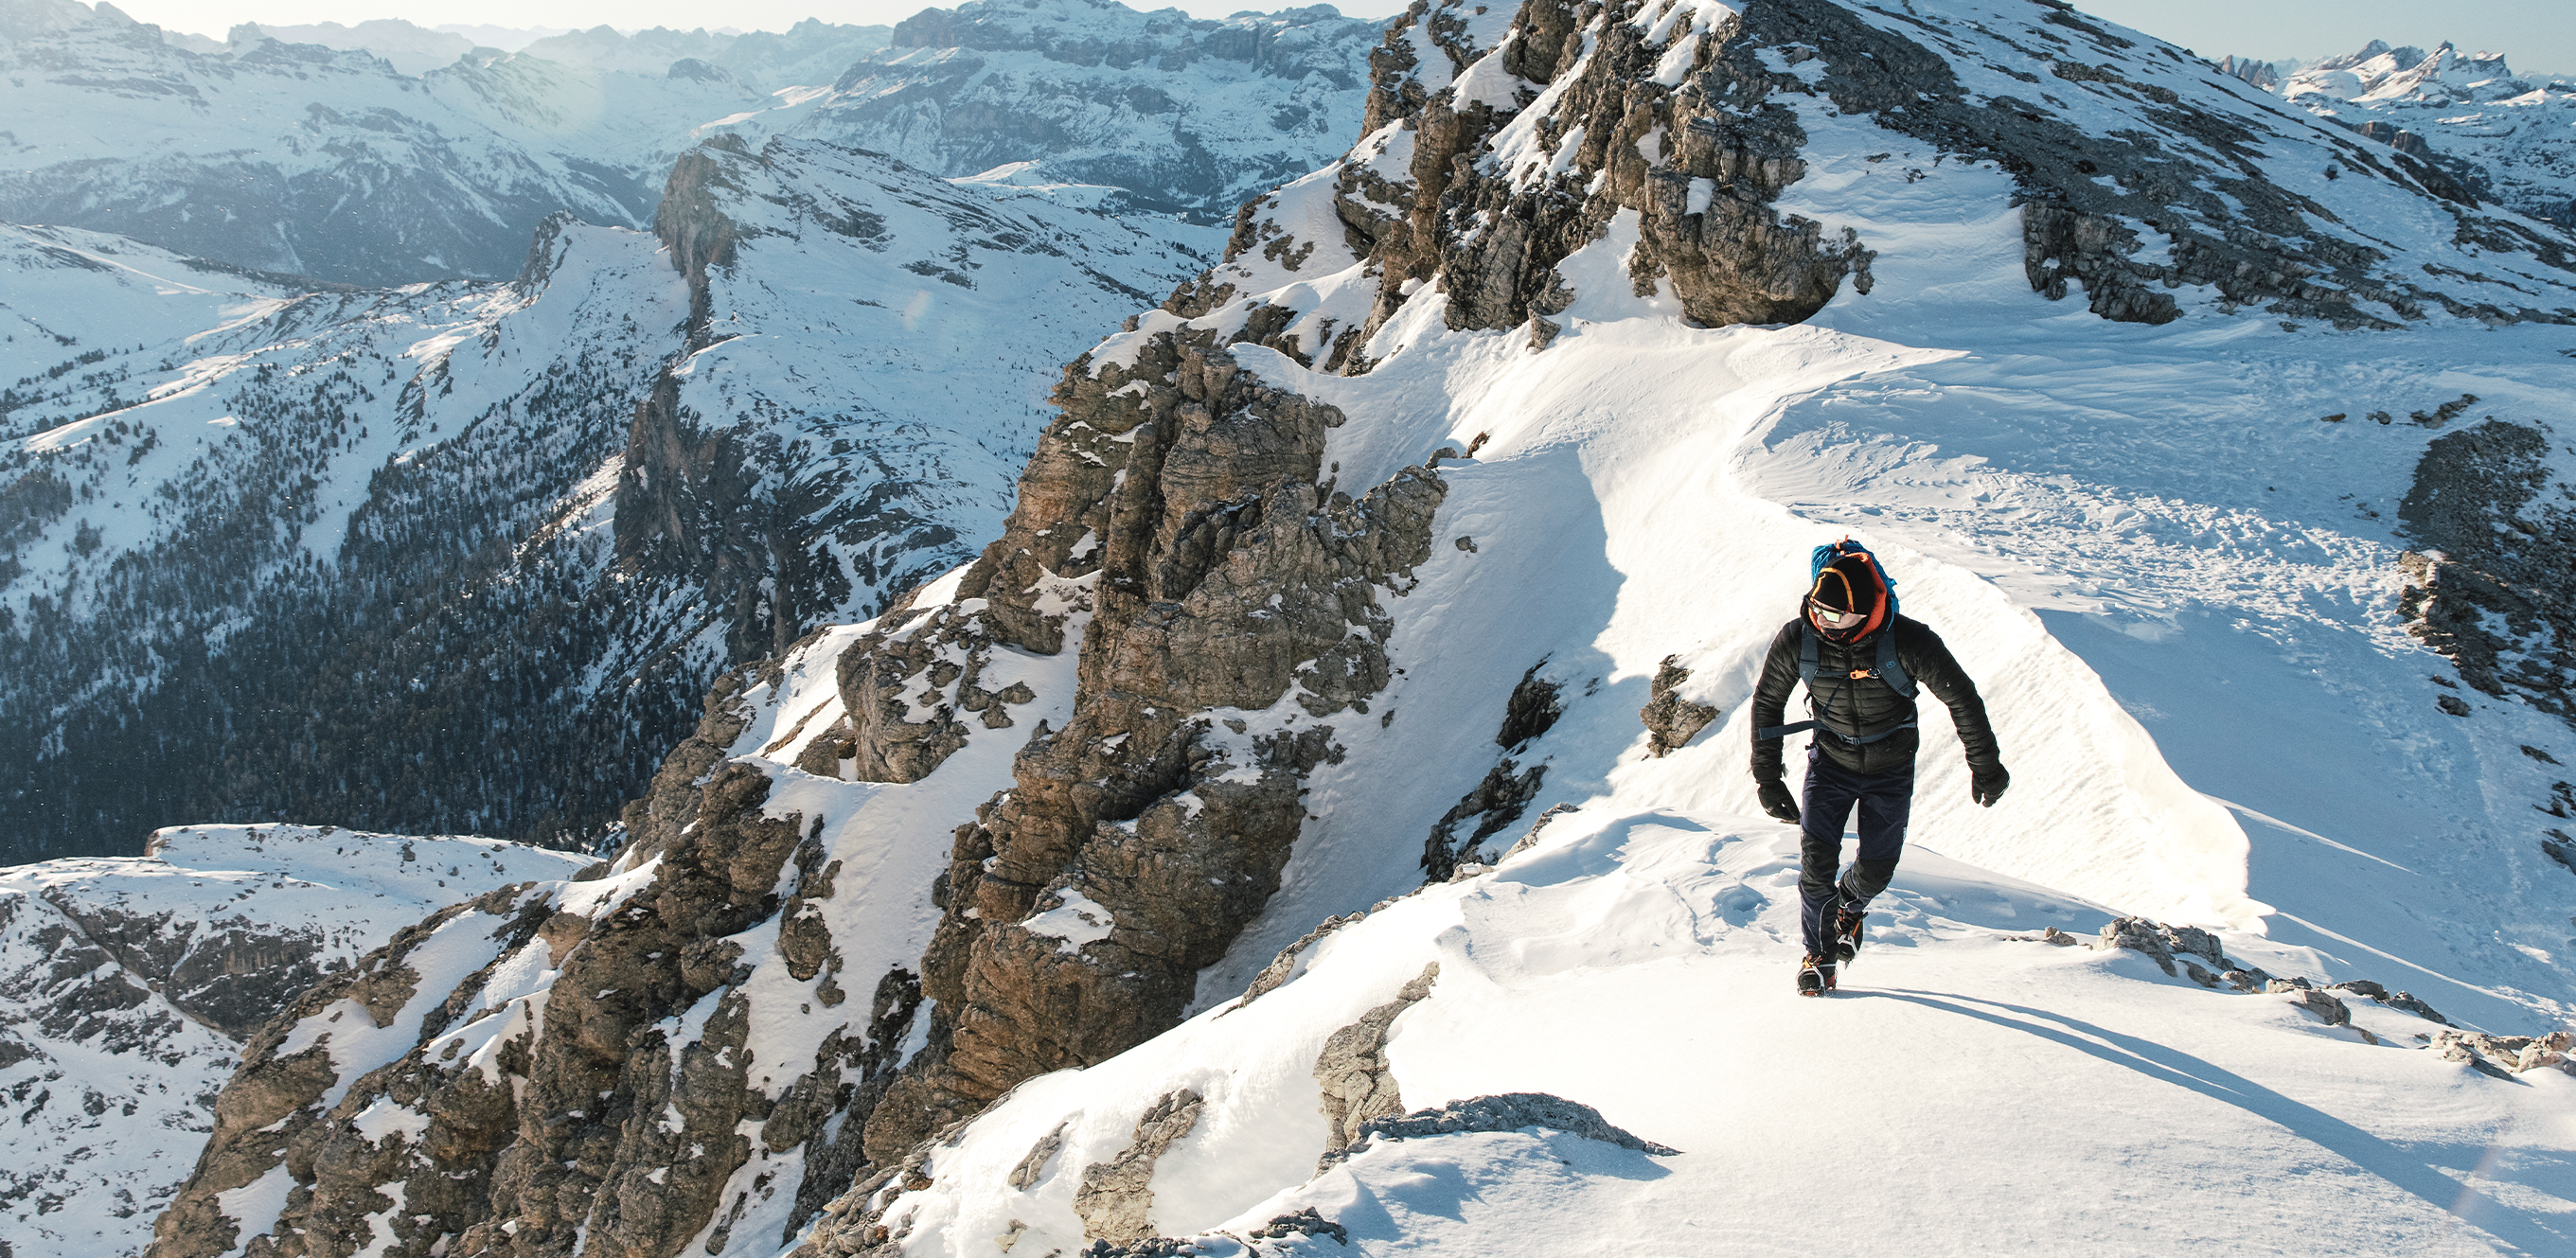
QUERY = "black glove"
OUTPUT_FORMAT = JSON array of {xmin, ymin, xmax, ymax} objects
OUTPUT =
[
  {"xmin": 1970, "ymin": 762, "xmax": 2009, "ymax": 807},
  {"xmin": 1756, "ymin": 779, "xmax": 1801, "ymax": 824}
]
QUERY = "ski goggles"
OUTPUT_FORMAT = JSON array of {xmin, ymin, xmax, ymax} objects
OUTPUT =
[{"xmin": 1807, "ymin": 599, "xmax": 1866, "ymax": 629}]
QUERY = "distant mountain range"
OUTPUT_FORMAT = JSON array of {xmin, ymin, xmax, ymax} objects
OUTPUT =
[
  {"xmin": 2216, "ymin": 39, "xmax": 2576, "ymax": 227},
  {"xmin": 0, "ymin": 0, "xmax": 1377, "ymax": 285}
]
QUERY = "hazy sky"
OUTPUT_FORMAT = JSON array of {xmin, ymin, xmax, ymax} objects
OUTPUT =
[{"xmin": 102, "ymin": 0, "xmax": 2575, "ymax": 72}]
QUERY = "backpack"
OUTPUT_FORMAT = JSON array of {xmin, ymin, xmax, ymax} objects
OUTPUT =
[{"xmin": 1754, "ymin": 540, "xmax": 1918, "ymax": 745}]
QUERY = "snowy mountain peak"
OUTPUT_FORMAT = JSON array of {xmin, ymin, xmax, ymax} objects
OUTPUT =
[{"xmin": 2286, "ymin": 40, "xmax": 2527, "ymax": 107}]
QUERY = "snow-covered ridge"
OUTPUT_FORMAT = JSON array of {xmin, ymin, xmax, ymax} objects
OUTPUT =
[
  {"xmin": 770, "ymin": 0, "xmax": 2576, "ymax": 1250},
  {"xmin": 0, "ymin": 824, "xmax": 588, "ymax": 1258}
]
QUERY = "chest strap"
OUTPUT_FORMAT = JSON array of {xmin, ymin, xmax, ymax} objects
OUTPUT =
[{"xmin": 1754, "ymin": 625, "xmax": 1919, "ymax": 741}]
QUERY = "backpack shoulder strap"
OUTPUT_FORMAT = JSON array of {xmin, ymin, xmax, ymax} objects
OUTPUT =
[
  {"xmin": 1755, "ymin": 625, "xmax": 1825, "ymax": 741},
  {"xmin": 1874, "ymin": 627, "xmax": 1917, "ymax": 700}
]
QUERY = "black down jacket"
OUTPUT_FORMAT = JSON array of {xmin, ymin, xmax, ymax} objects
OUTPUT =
[{"xmin": 1750, "ymin": 613, "xmax": 2001, "ymax": 777}]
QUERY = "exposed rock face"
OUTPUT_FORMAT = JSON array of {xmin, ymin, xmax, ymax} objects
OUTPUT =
[
  {"xmin": 1640, "ymin": 654, "xmax": 1718, "ymax": 757},
  {"xmin": 164, "ymin": 4, "xmax": 2576, "ymax": 1255},
  {"xmin": 142, "ymin": 643, "xmax": 958, "ymax": 1258},
  {"xmin": 1422, "ymin": 759, "xmax": 1549, "ymax": 880},
  {"xmin": 3, "ymin": 827, "xmax": 588, "ymax": 1258},
  {"xmin": 866, "ymin": 329, "xmax": 1447, "ymax": 1161},
  {"xmin": 154, "ymin": 135, "xmax": 1423, "ymax": 1258},
  {"xmin": 1321, "ymin": 1091, "xmax": 1680, "ymax": 1168},
  {"xmin": 1312, "ymin": 963, "xmax": 1440, "ymax": 1167},
  {"xmin": 1071, "ymin": 1089, "xmax": 1204, "ymax": 1241},
  {"xmin": 2396, "ymin": 418, "xmax": 2575, "ymax": 722},
  {"xmin": 147, "ymin": 884, "xmax": 561, "ymax": 1258},
  {"xmin": 612, "ymin": 134, "xmax": 1215, "ymax": 664},
  {"xmin": 2392, "ymin": 416, "xmax": 2576, "ymax": 876}
]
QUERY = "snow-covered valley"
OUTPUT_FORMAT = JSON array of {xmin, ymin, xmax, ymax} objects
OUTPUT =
[
  {"xmin": 0, "ymin": 138, "xmax": 1219, "ymax": 866},
  {"xmin": 9, "ymin": 0, "xmax": 2576, "ymax": 1255}
]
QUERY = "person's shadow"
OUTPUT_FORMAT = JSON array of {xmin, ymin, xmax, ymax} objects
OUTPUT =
[{"xmin": 1857, "ymin": 987, "xmax": 2569, "ymax": 1255}]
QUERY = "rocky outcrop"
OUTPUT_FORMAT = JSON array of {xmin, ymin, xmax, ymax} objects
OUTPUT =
[
  {"xmin": 1071, "ymin": 1089, "xmax": 1205, "ymax": 1242},
  {"xmin": 1640, "ymin": 655, "xmax": 1718, "ymax": 757},
  {"xmin": 2390, "ymin": 416, "xmax": 2576, "ymax": 875},
  {"xmin": 152, "ymin": 123, "xmax": 1419, "ymax": 1258},
  {"xmin": 1419, "ymin": 664, "xmax": 1565, "ymax": 879},
  {"xmin": 1320, "ymin": 1091, "xmax": 1680, "ymax": 1168},
  {"xmin": 146, "ymin": 884, "xmax": 560, "ymax": 1258},
  {"xmin": 2396, "ymin": 418, "xmax": 2575, "ymax": 722},
  {"xmin": 1173, "ymin": 0, "xmax": 2576, "ymax": 386},
  {"xmin": 2086, "ymin": 915, "xmax": 2458, "ymax": 1031},
  {"xmin": 1312, "ymin": 963, "xmax": 1440, "ymax": 1166},
  {"xmin": 2430, "ymin": 1028, "xmax": 2576, "ymax": 1079},
  {"xmin": 142, "ymin": 643, "xmax": 955, "ymax": 1258},
  {"xmin": 865, "ymin": 328, "xmax": 1447, "ymax": 1161},
  {"xmin": 612, "ymin": 135, "xmax": 1209, "ymax": 665}
]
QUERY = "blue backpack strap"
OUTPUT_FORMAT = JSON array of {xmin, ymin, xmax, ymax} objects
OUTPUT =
[{"xmin": 1754, "ymin": 625, "xmax": 1823, "ymax": 741}]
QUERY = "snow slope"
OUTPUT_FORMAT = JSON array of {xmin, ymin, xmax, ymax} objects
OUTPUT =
[{"xmin": 0, "ymin": 824, "xmax": 588, "ymax": 1258}]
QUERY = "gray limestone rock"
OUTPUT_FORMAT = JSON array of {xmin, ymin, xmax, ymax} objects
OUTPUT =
[
  {"xmin": 2428, "ymin": 1028, "xmax": 2542, "ymax": 1079},
  {"xmin": 1421, "ymin": 759, "xmax": 1549, "ymax": 881},
  {"xmin": 1640, "ymin": 655, "xmax": 1720, "ymax": 758},
  {"xmin": 1504, "ymin": 802, "xmax": 1583, "ymax": 859},
  {"xmin": 1323, "ymin": 1091, "xmax": 1680, "ymax": 1169},
  {"xmin": 1073, "ymin": 1089, "xmax": 1206, "ymax": 1242},
  {"xmin": 1007, "ymin": 1122, "xmax": 1069, "ymax": 1192},
  {"xmin": 2284, "ymin": 987, "xmax": 2352, "ymax": 1026},
  {"xmin": 870, "ymin": 332, "xmax": 1448, "ymax": 1165},
  {"xmin": 2397, "ymin": 419, "xmax": 2576, "ymax": 730},
  {"xmin": 1230, "ymin": 912, "xmax": 1367, "ymax": 1013},
  {"xmin": 1313, "ymin": 963, "xmax": 1441, "ymax": 1170}
]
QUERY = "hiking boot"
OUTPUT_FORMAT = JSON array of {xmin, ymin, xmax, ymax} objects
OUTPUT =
[
  {"xmin": 1833, "ymin": 906, "xmax": 1866, "ymax": 966},
  {"xmin": 1797, "ymin": 954, "xmax": 1837, "ymax": 997}
]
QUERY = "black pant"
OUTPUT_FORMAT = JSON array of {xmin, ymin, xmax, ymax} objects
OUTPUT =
[{"xmin": 1799, "ymin": 745, "xmax": 1913, "ymax": 959}]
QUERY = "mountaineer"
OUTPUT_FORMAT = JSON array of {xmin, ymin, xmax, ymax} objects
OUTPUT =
[{"xmin": 1750, "ymin": 540, "xmax": 2009, "ymax": 996}]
